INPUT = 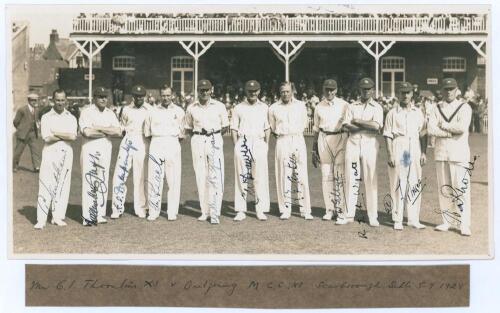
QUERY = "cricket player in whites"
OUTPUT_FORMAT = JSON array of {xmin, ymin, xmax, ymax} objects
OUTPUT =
[
  {"xmin": 269, "ymin": 82, "xmax": 313, "ymax": 220},
  {"xmin": 427, "ymin": 78, "xmax": 472, "ymax": 236},
  {"xmin": 184, "ymin": 79, "xmax": 229, "ymax": 224},
  {"xmin": 111, "ymin": 85, "xmax": 152, "ymax": 219},
  {"xmin": 383, "ymin": 82, "xmax": 428, "ymax": 230},
  {"xmin": 312, "ymin": 79, "xmax": 349, "ymax": 221},
  {"xmin": 144, "ymin": 86, "xmax": 185, "ymax": 221},
  {"xmin": 35, "ymin": 90, "xmax": 77, "ymax": 229},
  {"xmin": 232, "ymin": 80, "xmax": 271, "ymax": 221},
  {"xmin": 79, "ymin": 87, "xmax": 121, "ymax": 226},
  {"xmin": 338, "ymin": 78, "xmax": 383, "ymax": 227}
]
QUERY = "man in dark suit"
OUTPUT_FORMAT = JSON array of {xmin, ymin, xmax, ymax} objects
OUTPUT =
[{"xmin": 13, "ymin": 93, "xmax": 41, "ymax": 172}]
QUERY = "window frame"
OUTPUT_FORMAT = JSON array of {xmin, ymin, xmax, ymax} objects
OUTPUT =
[
  {"xmin": 112, "ymin": 55, "xmax": 136, "ymax": 71},
  {"xmin": 442, "ymin": 56, "xmax": 467, "ymax": 73}
]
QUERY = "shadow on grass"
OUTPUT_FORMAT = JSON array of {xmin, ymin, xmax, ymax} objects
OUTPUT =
[
  {"xmin": 19, "ymin": 206, "xmax": 37, "ymax": 225},
  {"xmin": 15, "ymin": 165, "xmax": 36, "ymax": 173},
  {"xmin": 181, "ymin": 200, "xmax": 238, "ymax": 219}
]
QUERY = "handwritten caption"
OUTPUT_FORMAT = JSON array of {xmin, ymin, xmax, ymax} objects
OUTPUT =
[{"xmin": 30, "ymin": 277, "xmax": 466, "ymax": 296}]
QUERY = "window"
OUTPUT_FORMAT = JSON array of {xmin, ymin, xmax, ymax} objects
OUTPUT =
[
  {"xmin": 171, "ymin": 56, "xmax": 194, "ymax": 69},
  {"xmin": 381, "ymin": 57, "xmax": 405, "ymax": 97},
  {"xmin": 171, "ymin": 56, "xmax": 194, "ymax": 95},
  {"xmin": 381, "ymin": 56, "xmax": 405, "ymax": 70},
  {"xmin": 443, "ymin": 57, "xmax": 466, "ymax": 72},
  {"xmin": 112, "ymin": 56, "xmax": 136, "ymax": 71}
]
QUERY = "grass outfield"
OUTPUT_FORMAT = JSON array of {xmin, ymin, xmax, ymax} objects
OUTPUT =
[{"xmin": 12, "ymin": 134, "xmax": 490, "ymax": 257}]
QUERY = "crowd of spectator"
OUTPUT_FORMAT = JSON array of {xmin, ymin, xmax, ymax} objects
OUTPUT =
[
  {"xmin": 78, "ymin": 12, "xmax": 482, "ymax": 20},
  {"xmin": 74, "ymin": 12, "xmax": 485, "ymax": 34}
]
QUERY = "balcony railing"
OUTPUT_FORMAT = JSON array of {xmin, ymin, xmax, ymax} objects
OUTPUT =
[{"xmin": 72, "ymin": 14, "xmax": 487, "ymax": 35}]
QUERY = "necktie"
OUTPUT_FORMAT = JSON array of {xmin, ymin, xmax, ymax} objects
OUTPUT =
[{"xmin": 32, "ymin": 108, "xmax": 38, "ymax": 138}]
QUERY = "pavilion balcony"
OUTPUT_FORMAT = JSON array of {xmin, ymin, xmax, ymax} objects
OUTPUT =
[{"xmin": 72, "ymin": 14, "xmax": 487, "ymax": 36}]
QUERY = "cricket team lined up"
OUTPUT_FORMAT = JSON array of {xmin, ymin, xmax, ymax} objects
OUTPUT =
[{"xmin": 32, "ymin": 76, "xmax": 473, "ymax": 236}]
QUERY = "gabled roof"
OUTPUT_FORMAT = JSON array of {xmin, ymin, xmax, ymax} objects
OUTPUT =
[{"xmin": 56, "ymin": 38, "xmax": 78, "ymax": 61}]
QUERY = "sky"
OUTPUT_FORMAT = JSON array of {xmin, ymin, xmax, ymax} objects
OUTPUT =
[{"xmin": 8, "ymin": 5, "xmax": 79, "ymax": 46}]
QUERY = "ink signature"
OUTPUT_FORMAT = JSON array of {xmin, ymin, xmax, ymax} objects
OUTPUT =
[
  {"xmin": 321, "ymin": 135, "xmax": 346, "ymax": 217},
  {"xmin": 331, "ymin": 170, "xmax": 345, "ymax": 215},
  {"xmin": 358, "ymin": 229, "xmax": 368, "ymax": 239},
  {"xmin": 439, "ymin": 156, "xmax": 478, "ymax": 212},
  {"xmin": 383, "ymin": 193, "xmax": 393, "ymax": 215},
  {"xmin": 37, "ymin": 149, "xmax": 69, "ymax": 217},
  {"xmin": 113, "ymin": 139, "xmax": 137, "ymax": 213},
  {"xmin": 147, "ymin": 154, "xmax": 165, "ymax": 214},
  {"xmin": 284, "ymin": 153, "xmax": 304, "ymax": 209},
  {"xmin": 396, "ymin": 178, "xmax": 427, "ymax": 206},
  {"xmin": 433, "ymin": 208, "xmax": 461, "ymax": 227},
  {"xmin": 83, "ymin": 152, "xmax": 107, "ymax": 225},
  {"xmin": 207, "ymin": 133, "xmax": 223, "ymax": 218},
  {"xmin": 238, "ymin": 135, "xmax": 258, "ymax": 202}
]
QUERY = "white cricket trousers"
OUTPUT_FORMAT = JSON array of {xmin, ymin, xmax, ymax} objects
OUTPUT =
[
  {"xmin": 81, "ymin": 138, "xmax": 113, "ymax": 223},
  {"xmin": 147, "ymin": 136, "xmax": 182, "ymax": 218},
  {"xmin": 36, "ymin": 141, "xmax": 73, "ymax": 224},
  {"xmin": 318, "ymin": 132, "xmax": 348, "ymax": 216},
  {"xmin": 435, "ymin": 160, "xmax": 471, "ymax": 230},
  {"xmin": 387, "ymin": 136, "xmax": 423, "ymax": 224},
  {"xmin": 191, "ymin": 134, "xmax": 224, "ymax": 217},
  {"xmin": 233, "ymin": 135, "xmax": 270, "ymax": 214},
  {"xmin": 111, "ymin": 135, "xmax": 148, "ymax": 216},
  {"xmin": 343, "ymin": 136, "xmax": 379, "ymax": 223},
  {"xmin": 275, "ymin": 134, "xmax": 311, "ymax": 215}
]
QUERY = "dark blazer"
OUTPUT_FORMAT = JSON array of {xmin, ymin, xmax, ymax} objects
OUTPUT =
[{"xmin": 13, "ymin": 104, "xmax": 38, "ymax": 140}]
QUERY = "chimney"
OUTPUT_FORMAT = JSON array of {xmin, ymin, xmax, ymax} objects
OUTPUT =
[
  {"xmin": 49, "ymin": 29, "xmax": 59, "ymax": 44},
  {"xmin": 43, "ymin": 29, "xmax": 63, "ymax": 61}
]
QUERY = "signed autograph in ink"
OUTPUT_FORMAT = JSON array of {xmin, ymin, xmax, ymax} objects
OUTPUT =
[
  {"xmin": 284, "ymin": 153, "xmax": 304, "ymax": 209},
  {"xmin": 208, "ymin": 133, "xmax": 223, "ymax": 218},
  {"xmin": 37, "ymin": 149, "xmax": 69, "ymax": 217},
  {"xmin": 147, "ymin": 154, "xmax": 165, "ymax": 214},
  {"xmin": 113, "ymin": 139, "xmax": 137, "ymax": 213},
  {"xmin": 439, "ymin": 155, "xmax": 478, "ymax": 212},
  {"xmin": 83, "ymin": 152, "xmax": 107, "ymax": 225},
  {"xmin": 238, "ymin": 135, "xmax": 258, "ymax": 202},
  {"xmin": 396, "ymin": 177, "xmax": 427, "ymax": 206}
]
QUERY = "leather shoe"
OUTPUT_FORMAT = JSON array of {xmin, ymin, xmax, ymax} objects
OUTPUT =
[
  {"xmin": 394, "ymin": 222, "xmax": 403, "ymax": 230},
  {"xmin": 256, "ymin": 212, "xmax": 267, "ymax": 221},
  {"xmin": 435, "ymin": 223, "xmax": 450, "ymax": 232},
  {"xmin": 280, "ymin": 213, "xmax": 291, "ymax": 220},
  {"xmin": 335, "ymin": 218, "xmax": 354, "ymax": 225},
  {"xmin": 51, "ymin": 219, "xmax": 67, "ymax": 226},
  {"xmin": 198, "ymin": 213, "xmax": 209, "ymax": 221},
  {"xmin": 408, "ymin": 222, "xmax": 426, "ymax": 229},
  {"xmin": 167, "ymin": 215, "xmax": 177, "ymax": 221},
  {"xmin": 460, "ymin": 226, "xmax": 471, "ymax": 236},
  {"xmin": 322, "ymin": 212, "xmax": 333, "ymax": 220},
  {"xmin": 303, "ymin": 213, "xmax": 314, "ymax": 220},
  {"xmin": 233, "ymin": 212, "xmax": 246, "ymax": 221},
  {"xmin": 147, "ymin": 215, "xmax": 157, "ymax": 221}
]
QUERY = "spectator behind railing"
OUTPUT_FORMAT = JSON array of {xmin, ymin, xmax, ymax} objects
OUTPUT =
[{"xmin": 74, "ymin": 12, "xmax": 486, "ymax": 34}]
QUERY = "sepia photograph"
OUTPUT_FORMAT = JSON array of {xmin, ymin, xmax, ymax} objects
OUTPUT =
[{"xmin": 7, "ymin": 3, "xmax": 492, "ymax": 259}]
